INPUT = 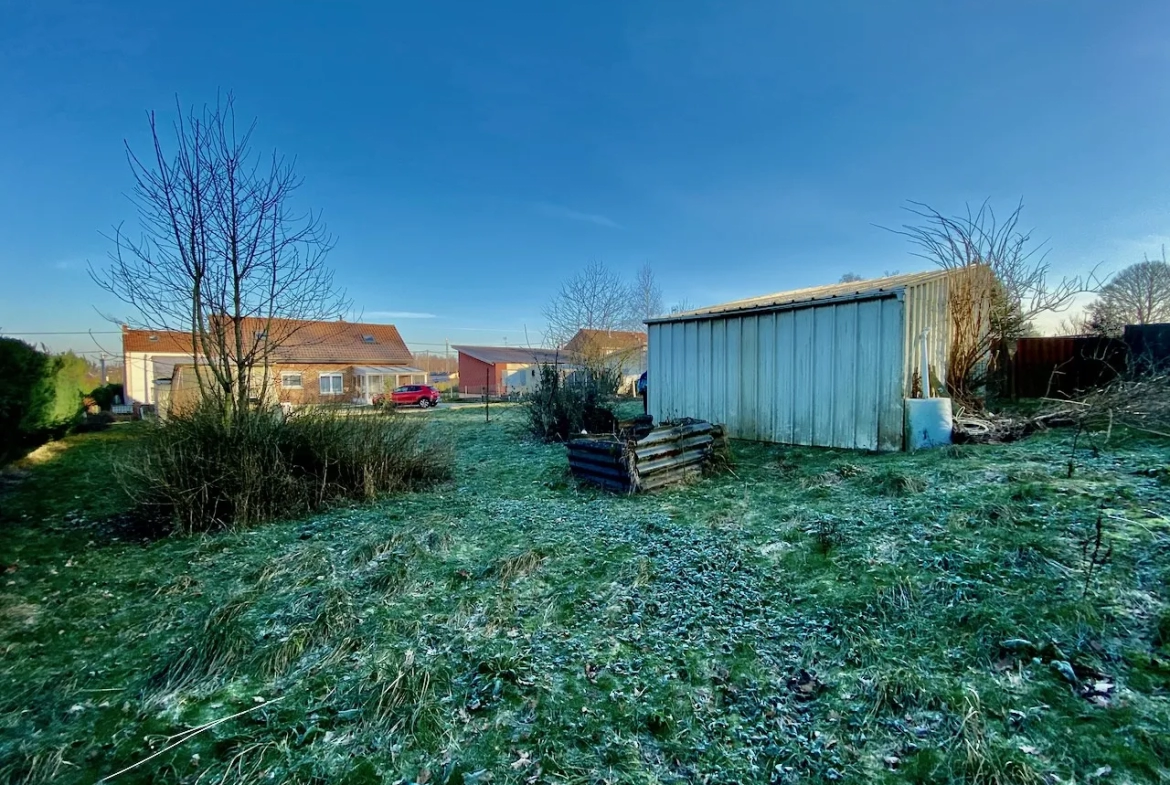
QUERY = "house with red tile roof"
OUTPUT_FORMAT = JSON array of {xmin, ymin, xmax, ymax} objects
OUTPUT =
[
  {"xmin": 562, "ymin": 328, "xmax": 648, "ymax": 394},
  {"xmin": 122, "ymin": 318, "xmax": 426, "ymax": 407}
]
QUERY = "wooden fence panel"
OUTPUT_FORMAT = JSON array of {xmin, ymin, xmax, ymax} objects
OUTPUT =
[{"xmin": 1012, "ymin": 336, "xmax": 1127, "ymax": 398}]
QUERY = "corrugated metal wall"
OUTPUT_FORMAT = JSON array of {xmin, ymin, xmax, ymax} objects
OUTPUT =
[
  {"xmin": 902, "ymin": 276, "xmax": 951, "ymax": 395},
  {"xmin": 648, "ymin": 295, "xmax": 906, "ymax": 450}
]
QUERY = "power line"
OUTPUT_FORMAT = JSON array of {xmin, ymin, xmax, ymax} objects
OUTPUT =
[{"xmin": 0, "ymin": 331, "xmax": 122, "ymax": 335}]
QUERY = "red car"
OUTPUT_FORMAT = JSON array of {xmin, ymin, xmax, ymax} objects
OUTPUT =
[{"xmin": 375, "ymin": 384, "xmax": 440, "ymax": 409}]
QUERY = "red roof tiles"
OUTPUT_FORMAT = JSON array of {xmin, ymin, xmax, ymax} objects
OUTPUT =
[{"xmin": 121, "ymin": 318, "xmax": 413, "ymax": 364}]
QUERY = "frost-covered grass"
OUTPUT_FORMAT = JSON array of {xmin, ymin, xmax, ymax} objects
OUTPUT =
[{"xmin": 1, "ymin": 408, "xmax": 1168, "ymax": 784}]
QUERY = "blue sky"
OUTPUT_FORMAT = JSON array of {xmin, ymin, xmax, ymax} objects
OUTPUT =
[{"xmin": 2, "ymin": 1, "xmax": 1169, "ymax": 357}]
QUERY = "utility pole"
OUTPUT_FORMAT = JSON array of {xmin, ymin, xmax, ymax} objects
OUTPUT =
[{"xmin": 99, "ymin": 354, "xmax": 107, "ymax": 384}]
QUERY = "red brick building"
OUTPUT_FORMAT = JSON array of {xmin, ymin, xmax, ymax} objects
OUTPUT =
[{"xmin": 453, "ymin": 346, "xmax": 577, "ymax": 396}]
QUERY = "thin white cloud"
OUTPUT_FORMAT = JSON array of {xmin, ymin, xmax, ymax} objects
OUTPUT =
[
  {"xmin": 535, "ymin": 202, "xmax": 622, "ymax": 229},
  {"xmin": 449, "ymin": 326, "xmax": 530, "ymax": 333},
  {"xmin": 362, "ymin": 310, "xmax": 438, "ymax": 319}
]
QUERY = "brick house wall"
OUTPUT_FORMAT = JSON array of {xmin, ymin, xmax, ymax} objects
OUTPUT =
[
  {"xmin": 171, "ymin": 363, "xmax": 370, "ymax": 411},
  {"xmin": 271, "ymin": 363, "xmax": 360, "ymax": 405},
  {"xmin": 458, "ymin": 354, "xmax": 503, "ymax": 395}
]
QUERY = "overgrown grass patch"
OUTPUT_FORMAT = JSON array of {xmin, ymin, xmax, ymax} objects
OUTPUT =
[
  {"xmin": 118, "ymin": 404, "xmax": 452, "ymax": 533},
  {"xmin": 1, "ymin": 407, "xmax": 1168, "ymax": 783}
]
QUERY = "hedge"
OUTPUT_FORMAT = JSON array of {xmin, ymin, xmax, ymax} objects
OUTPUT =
[{"xmin": 0, "ymin": 338, "xmax": 93, "ymax": 461}]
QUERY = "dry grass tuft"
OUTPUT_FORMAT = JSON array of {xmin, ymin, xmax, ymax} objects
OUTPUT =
[
  {"xmin": 948, "ymin": 690, "xmax": 1043, "ymax": 785},
  {"xmin": 871, "ymin": 468, "xmax": 927, "ymax": 496},
  {"xmin": 260, "ymin": 586, "xmax": 358, "ymax": 677},
  {"xmin": 147, "ymin": 598, "xmax": 255, "ymax": 700},
  {"xmin": 360, "ymin": 648, "xmax": 450, "ymax": 742},
  {"xmin": 493, "ymin": 548, "xmax": 550, "ymax": 585}
]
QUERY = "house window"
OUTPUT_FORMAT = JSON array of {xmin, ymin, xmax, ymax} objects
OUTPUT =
[
  {"xmin": 280, "ymin": 372, "xmax": 303, "ymax": 389},
  {"xmin": 362, "ymin": 334, "xmax": 376, "ymax": 343},
  {"xmin": 256, "ymin": 330, "xmax": 268, "ymax": 340},
  {"xmin": 319, "ymin": 373, "xmax": 343, "ymax": 395}
]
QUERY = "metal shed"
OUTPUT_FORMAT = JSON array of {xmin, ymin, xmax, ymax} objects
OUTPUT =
[{"xmin": 646, "ymin": 269, "xmax": 971, "ymax": 450}]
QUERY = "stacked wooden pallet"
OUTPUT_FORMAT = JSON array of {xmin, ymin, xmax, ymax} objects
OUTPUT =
[{"xmin": 566, "ymin": 418, "xmax": 730, "ymax": 493}]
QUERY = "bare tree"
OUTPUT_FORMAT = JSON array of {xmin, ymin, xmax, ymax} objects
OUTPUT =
[
  {"xmin": 1053, "ymin": 310, "xmax": 1094, "ymax": 337},
  {"xmin": 92, "ymin": 95, "xmax": 349, "ymax": 416},
  {"xmin": 887, "ymin": 199, "xmax": 1097, "ymax": 405},
  {"xmin": 669, "ymin": 298, "xmax": 696, "ymax": 315},
  {"xmin": 543, "ymin": 261, "xmax": 635, "ymax": 347},
  {"xmin": 630, "ymin": 262, "xmax": 664, "ymax": 326},
  {"xmin": 1086, "ymin": 251, "xmax": 1170, "ymax": 336},
  {"xmin": 839, "ymin": 272, "xmax": 864, "ymax": 283}
]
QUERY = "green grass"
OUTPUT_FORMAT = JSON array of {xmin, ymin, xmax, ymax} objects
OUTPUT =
[{"xmin": 1, "ymin": 410, "xmax": 1168, "ymax": 784}]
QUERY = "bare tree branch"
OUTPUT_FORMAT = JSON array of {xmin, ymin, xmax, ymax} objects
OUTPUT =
[
  {"xmin": 543, "ymin": 261, "xmax": 635, "ymax": 347},
  {"xmin": 90, "ymin": 94, "xmax": 350, "ymax": 416},
  {"xmin": 631, "ymin": 262, "xmax": 664, "ymax": 325},
  {"xmin": 883, "ymin": 198, "xmax": 1101, "ymax": 406}
]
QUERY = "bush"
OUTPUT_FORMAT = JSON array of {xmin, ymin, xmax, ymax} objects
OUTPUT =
[
  {"xmin": 89, "ymin": 383, "xmax": 125, "ymax": 410},
  {"xmin": 37, "ymin": 352, "xmax": 92, "ymax": 430},
  {"xmin": 526, "ymin": 362, "xmax": 619, "ymax": 442},
  {"xmin": 120, "ymin": 404, "xmax": 452, "ymax": 533},
  {"xmin": 0, "ymin": 339, "xmax": 48, "ymax": 453},
  {"xmin": 0, "ymin": 340, "xmax": 92, "ymax": 461}
]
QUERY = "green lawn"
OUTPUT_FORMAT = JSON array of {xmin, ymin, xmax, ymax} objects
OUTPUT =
[{"xmin": 1, "ymin": 409, "xmax": 1168, "ymax": 784}]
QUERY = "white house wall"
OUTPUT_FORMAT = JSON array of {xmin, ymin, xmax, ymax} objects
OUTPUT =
[
  {"xmin": 123, "ymin": 351, "xmax": 188, "ymax": 404},
  {"xmin": 648, "ymin": 295, "xmax": 906, "ymax": 450},
  {"xmin": 502, "ymin": 363, "xmax": 539, "ymax": 392}
]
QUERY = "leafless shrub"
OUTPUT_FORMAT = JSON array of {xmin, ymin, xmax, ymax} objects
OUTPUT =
[
  {"xmin": 887, "ymin": 200, "xmax": 1099, "ymax": 407},
  {"xmin": 120, "ymin": 403, "xmax": 452, "ymax": 533},
  {"xmin": 1052, "ymin": 369, "xmax": 1169, "ymax": 476},
  {"xmin": 525, "ymin": 361, "xmax": 619, "ymax": 441},
  {"xmin": 1070, "ymin": 371, "xmax": 1170, "ymax": 438}
]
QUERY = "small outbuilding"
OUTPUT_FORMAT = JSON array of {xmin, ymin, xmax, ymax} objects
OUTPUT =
[
  {"xmin": 646, "ymin": 269, "xmax": 986, "ymax": 450},
  {"xmin": 453, "ymin": 346, "xmax": 577, "ymax": 396}
]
